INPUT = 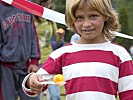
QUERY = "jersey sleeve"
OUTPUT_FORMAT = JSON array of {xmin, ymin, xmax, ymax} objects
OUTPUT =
[
  {"xmin": 30, "ymin": 18, "xmax": 41, "ymax": 65},
  {"xmin": 22, "ymin": 73, "xmax": 38, "ymax": 97},
  {"xmin": 22, "ymin": 72, "xmax": 48, "ymax": 97},
  {"xmin": 0, "ymin": 23, "xmax": 2, "ymax": 49},
  {"xmin": 118, "ymin": 48, "xmax": 133, "ymax": 99},
  {"xmin": 41, "ymin": 56, "xmax": 63, "ymax": 74}
]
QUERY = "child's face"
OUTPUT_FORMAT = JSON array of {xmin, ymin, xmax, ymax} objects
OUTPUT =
[{"xmin": 74, "ymin": 7, "xmax": 106, "ymax": 43}]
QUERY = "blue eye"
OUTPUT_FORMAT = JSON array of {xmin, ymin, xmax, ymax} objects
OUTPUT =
[
  {"xmin": 90, "ymin": 15, "xmax": 98, "ymax": 20},
  {"xmin": 75, "ymin": 16, "xmax": 83, "ymax": 20}
]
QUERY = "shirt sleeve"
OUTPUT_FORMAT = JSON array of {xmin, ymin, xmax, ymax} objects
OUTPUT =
[
  {"xmin": 22, "ymin": 73, "xmax": 38, "ymax": 97},
  {"xmin": 30, "ymin": 18, "xmax": 41, "ymax": 65},
  {"xmin": 41, "ymin": 56, "xmax": 62, "ymax": 74},
  {"xmin": 118, "ymin": 49, "xmax": 133, "ymax": 99},
  {"xmin": 0, "ymin": 24, "xmax": 2, "ymax": 49},
  {"xmin": 22, "ymin": 71, "xmax": 48, "ymax": 97}
]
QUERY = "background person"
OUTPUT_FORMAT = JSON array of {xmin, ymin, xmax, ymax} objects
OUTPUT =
[
  {"xmin": 70, "ymin": 33, "xmax": 80, "ymax": 43},
  {"xmin": 50, "ymin": 28, "xmax": 65, "ymax": 51},
  {"xmin": 0, "ymin": 1, "xmax": 40, "ymax": 100}
]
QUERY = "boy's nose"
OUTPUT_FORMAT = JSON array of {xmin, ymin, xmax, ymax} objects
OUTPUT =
[{"xmin": 83, "ymin": 19, "xmax": 92, "ymax": 27}]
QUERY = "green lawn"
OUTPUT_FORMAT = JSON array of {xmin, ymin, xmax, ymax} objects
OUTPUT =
[{"xmin": 41, "ymin": 86, "xmax": 66, "ymax": 100}]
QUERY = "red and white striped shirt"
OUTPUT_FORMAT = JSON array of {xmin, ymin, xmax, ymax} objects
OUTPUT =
[{"xmin": 23, "ymin": 41, "xmax": 133, "ymax": 100}]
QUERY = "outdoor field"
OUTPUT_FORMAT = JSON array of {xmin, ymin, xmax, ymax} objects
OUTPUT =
[{"xmin": 42, "ymin": 86, "xmax": 66, "ymax": 100}]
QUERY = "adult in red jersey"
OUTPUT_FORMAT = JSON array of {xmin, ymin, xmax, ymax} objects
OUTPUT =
[
  {"xmin": 0, "ymin": 0, "xmax": 40, "ymax": 100},
  {"xmin": 22, "ymin": 0, "xmax": 133, "ymax": 100}
]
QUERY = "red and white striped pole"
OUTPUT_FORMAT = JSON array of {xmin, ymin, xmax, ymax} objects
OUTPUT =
[
  {"xmin": 2, "ymin": 0, "xmax": 66, "ymax": 25},
  {"xmin": 1, "ymin": 0, "xmax": 133, "ymax": 39}
]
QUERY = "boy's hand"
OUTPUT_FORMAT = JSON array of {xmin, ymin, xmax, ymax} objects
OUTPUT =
[{"xmin": 27, "ymin": 73, "xmax": 44, "ymax": 94}]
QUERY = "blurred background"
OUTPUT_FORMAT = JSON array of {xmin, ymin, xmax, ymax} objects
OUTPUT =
[
  {"xmin": 53, "ymin": 0, "xmax": 133, "ymax": 52},
  {"xmin": 31, "ymin": 0, "xmax": 133, "ymax": 51}
]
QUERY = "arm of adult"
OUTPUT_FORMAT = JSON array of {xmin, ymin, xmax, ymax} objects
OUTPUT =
[{"xmin": 28, "ymin": 18, "xmax": 41, "ymax": 72}]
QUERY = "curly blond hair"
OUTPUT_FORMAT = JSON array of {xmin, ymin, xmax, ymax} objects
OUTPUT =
[{"xmin": 65, "ymin": 0, "xmax": 121, "ymax": 39}]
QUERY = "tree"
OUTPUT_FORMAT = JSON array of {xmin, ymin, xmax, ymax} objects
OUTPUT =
[
  {"xmin": 113, "ymin": 0, "xmax": 133, "ymax": 51},
  {"xmin": 54, "ymin": 0, "xmax": 73, "ymax": 42},
  {"xmin": 54, "ymin": 0, "xmax": 133, "ymax": 45}
]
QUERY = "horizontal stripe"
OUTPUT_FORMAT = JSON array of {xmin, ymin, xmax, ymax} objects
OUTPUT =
[
  {"xmin": 51, "ymin": 42, "xmax": 132, "ymax": 63},
  {"xmin": 66, "ymin": 91, "xmax": 116, "ymax": 100},
  {"xmin": 119, "ymin": 60, "xmax": 133, "ymax": 78},
  {"xmin": 61, "ymin": 50, "xmax": 121, "ymax": 68},
  {"xmin": 119, "ymin": 75, "xmax": 133, "ymax": 92},
  {"xmin": 37, "ymin": 68, "xmax": 49, "ymax": 74},
  {"xmin": 111, "ymin": 43, "xmax": 132, "ymax": 62},
  {"xmin": 41, "ymin": 57, "xmax": 62, "ymax": 74},
  {"xmin": 65, "ymin": 77, "xmax": 117, "ymax": 95},
  {"xmin": 0, "ymin": 60, "xmax": 15, "ymax": 68},
  {"xmin": 63, "ymin": 62, "xmax": 119, "ymax": 83},
  {"xmin": 119, "ymin": 90, "xmax": 133, "ymax": 99}
]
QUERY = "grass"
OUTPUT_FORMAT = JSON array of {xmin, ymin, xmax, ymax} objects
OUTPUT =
[
  {"xmin": 42, "ymin": 86, "xmax": 66, "ymax": 100},
  {"xmin": 60, "ymin": 86, "xmax": 66, "ymax": 100}
]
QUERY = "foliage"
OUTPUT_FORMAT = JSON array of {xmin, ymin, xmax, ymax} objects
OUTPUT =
[
  {"xmin": 54, "ymin": 0, "xmax": 133, "ymax": 49},
  {"xmin": 54, "ymin": 0, "xmax": 133, "ymax": 47},
  {"xmin": 54, "ymin": 0, "xmax": 73, "ymax": 42},
  {"xmin": 113, "ymin": 0, "xmax": 133, "ymax": 51},
  {"xmin": 54, "ymin": 0, "xmax": 66, "ymax": 14}
]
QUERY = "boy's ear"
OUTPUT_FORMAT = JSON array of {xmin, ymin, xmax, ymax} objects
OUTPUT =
[{"xmin": 105, "ymin": 17, "xmax": 109, "ymax": 21}]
